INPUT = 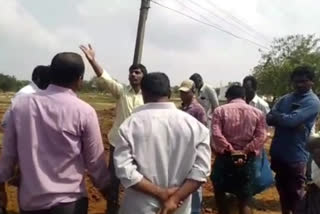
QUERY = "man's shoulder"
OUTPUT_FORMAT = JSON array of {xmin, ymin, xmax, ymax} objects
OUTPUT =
[
  {"xmin": 255, "ymin": 95, "xmax": 269, "ymax": 106},
  {"xmin": 190, "ymin": 101, "xmax": 206, "ymax": 112},
  {"xmin": 308, "ymin": 92, "xmax": 320, "ymax": 104},
  {"xmin": 203, "ymin": 83, "xmax": 216, "ymax": 92},
  {"xmin": 16, "ymin": 84, "xmax": 36, "ymax": 95}
]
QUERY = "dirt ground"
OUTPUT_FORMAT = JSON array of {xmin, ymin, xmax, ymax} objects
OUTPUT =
[{"xmin": 2, "ymin": 104, "xmax": 282, "ymax": 214}]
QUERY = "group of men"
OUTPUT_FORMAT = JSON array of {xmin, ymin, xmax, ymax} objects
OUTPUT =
[{"xmin": 0, "ymin": 44, "xmax": 319, "ymax": 214}]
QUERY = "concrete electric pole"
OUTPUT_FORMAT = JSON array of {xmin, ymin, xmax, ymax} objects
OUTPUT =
[{"xmin": 133, "ymin": 0, "xmax": 151, "ymax": 64}]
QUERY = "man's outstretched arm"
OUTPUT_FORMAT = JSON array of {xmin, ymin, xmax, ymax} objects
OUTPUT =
[{"xmin": 80, "ymin": 44, "xmax": 123, "ymax": 98}]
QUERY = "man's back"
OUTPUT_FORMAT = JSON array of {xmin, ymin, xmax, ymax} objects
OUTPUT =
[
  {"xmin": 3, "ymin": 85, "xmax": 108, "ymax": 210},
  {"xmin": 114, "ymin": 102, "xmax": 211, "ymax": 213},
  {"xmin": 212, "ymin": 99, "xmax": 265, "ymax": 152}
]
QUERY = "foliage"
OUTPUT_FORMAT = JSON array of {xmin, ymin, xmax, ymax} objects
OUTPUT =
[
  {"xmin": 253, "ymin": 34, "xmax": 320, "ymax": 99},
  {"xmin": 0, "ymin": 74, "xmax": 29, "ymax": 92}
]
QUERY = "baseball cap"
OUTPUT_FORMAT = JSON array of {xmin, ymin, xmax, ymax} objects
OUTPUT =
[{"xmin": 179, "ymin": 80, "xmax": 194, "ymax": 92}]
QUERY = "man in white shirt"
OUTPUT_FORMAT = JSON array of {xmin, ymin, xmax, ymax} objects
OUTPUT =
[
  {"xmin": 189, "ymin": 73, "xmax": 219, "ymax": 127},
  {"xmin": 114, "ymin": 72, "xmax": 211, "ymax": 214},
  {"xmin": 80, "ymin": 44, "xmax": 147, "ymax": 213},
  {"xmin": 243, "ymin": 76, "xmax": 270, "ymax": 115},
  {"xmin": 2, "ymin": 65, "xmax": 50, "ymax": 128}
]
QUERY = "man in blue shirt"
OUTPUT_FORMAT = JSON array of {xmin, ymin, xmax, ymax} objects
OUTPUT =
[{"xmin": 267, "ymin": 65, "xmax": 320, "ymax": 214}]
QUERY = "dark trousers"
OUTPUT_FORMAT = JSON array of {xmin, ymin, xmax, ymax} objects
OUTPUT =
[
  {"xmin": 106, "ymin": 145, "xmax": 120, "ymax": 214},
  {"xmin": 271, "ymin": 159, "xmax": 306, "ymax": 212},
  {"xmin": 20, "ymin": 198, "xmax": 88, "ymax": 214}
]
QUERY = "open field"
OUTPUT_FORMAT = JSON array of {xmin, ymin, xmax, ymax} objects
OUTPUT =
[{"xmin": 0, "ymin": 93, "xmax": 281, "ymax": 214}]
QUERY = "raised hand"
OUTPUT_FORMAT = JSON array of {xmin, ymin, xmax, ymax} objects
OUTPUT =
[{"xmin": 80, "ymin": 44, "xmax": 95, "ymax": 62}]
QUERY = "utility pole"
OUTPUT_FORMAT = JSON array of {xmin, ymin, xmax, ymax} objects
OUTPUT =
[{"xmin": 133, "ymin": 0, "xmax": 151, "ymax": 64}]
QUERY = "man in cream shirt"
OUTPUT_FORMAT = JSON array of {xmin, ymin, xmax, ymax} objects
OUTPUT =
[
  {"xmin": 114, "ymin": 72, "xmax": 211, "ymax": 214},
  {"xmin": 80, "ymin": 44, "xmax": 147, "ymax": 213}
]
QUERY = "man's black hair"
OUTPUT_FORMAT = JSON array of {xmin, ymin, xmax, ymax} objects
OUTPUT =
[
  {"xmin": 225, "ymin": 85, "xmax": 245, "ymax": 100},
  {"xmin": 129, "ymin": 64, "xmax": 147, "ymax": 76},
  {"xmin": 290, "ymin": 65, "xmax": 315, "ymax": 81},
  {"xmin": 243, "ymin": 75, "xmax": 258, "ymax": 91},
  {"xmin": 141, "ymin": 72, "xmax": 171, "ymax": 97},
  {"xmin": 189, "ymin": 73, "xmax": 203, "ymax": 82},
  {"xmin": 32, "ymin": 65, "xmax": 51, "ymax": 89},
  {"xmin": 50, "ymin": 52, "xmax": 85, "ymax": 86}
]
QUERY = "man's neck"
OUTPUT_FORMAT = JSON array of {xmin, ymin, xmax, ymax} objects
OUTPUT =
[
  {"xmin": 145, "ymin": 97, "xmax": 169, "ymax": 103},
  {"xmin": 53, "ymin": 83, "xmax": 76, "ymax": 92},
  {"xmin": 132, "ymin": 85, "xmax": 141, "ymax": 94},
  {"xmin": 183, "ymin": 97, "xmax": 194, "ymax": 107}
]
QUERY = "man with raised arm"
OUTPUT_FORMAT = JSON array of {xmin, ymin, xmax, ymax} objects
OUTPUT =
[{"xmin": 80, "ymin": 44, "xmax": 147, "ymax": 213}]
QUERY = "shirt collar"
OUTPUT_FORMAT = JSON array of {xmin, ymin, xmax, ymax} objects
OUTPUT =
[
  {"xmin": 128, "ymin": 85, "xmax": 142, "ymax": 94},
  {"xmin": 133, "ymin": 102, "xmax": 176, "ymax": 113},
  {"xmin": 229, "ymin": 98, "xmax": 246, "ymax": 104},
  {"xmin": 294, "ymin": 89, "xmax": 313, "ymax": 97},
  {"xmin": 251, "ymin": 94, "xmax": 259, "ymax": 104},
  {"xmin": 46, "ymin": 84, "xmax": 77, "ymax": 97}
]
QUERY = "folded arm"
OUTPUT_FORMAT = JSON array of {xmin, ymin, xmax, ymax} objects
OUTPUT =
[
  {"xmin": 211, "ymin": 110, "xmax": 235, "ymax": 153},
  {"xmin": 270, "ymin": 100, "xmax": 320, "ymax": 128}
]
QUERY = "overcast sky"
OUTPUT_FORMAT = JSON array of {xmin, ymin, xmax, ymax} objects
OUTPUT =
[{"xmin": 1, "ymin": 0, "xmax": 320, "ymax": 86}]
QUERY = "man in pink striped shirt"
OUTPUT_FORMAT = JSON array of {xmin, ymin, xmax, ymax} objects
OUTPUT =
[{"xmin": 211, "ymin": 85, "xmax": 267, "ymax": 214}]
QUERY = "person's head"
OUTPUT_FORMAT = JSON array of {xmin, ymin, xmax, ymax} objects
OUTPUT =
[
  {"xmin": 243, "ymin": 75, "xmax": 257, "ymax": 91},
  {"xmin": 141, "ymin": 72, "xmax": 171, "ymax": 103},
  {"xmin": 189, "ymin": 73, "xmax": 203, "ymax": 89},
  {"xmin": 225, "ymin": 85, "xmax": 245, "ymax": 102},
  {"xmin": 32, "ymin": 65, "xmax": 51, "ymax": 90},
  {"xmin": 50, "ymin": 52, "xmax": 85, "ymax": 91},
  {"xmin": 128, "ymin": 64, "xmax": 147, "ymax": 88},
  {"xmin": 290, "ymin": 65, "xmax": 315, "ymax": 94},
  {"xmin": 179, "ymin": 80, "xmax": 196, "ymax": 105}
]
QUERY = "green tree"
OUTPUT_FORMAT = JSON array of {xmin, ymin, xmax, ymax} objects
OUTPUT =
[{"xmin": 253, "ymin": 34, "xmax": 320, "ymax": 99}]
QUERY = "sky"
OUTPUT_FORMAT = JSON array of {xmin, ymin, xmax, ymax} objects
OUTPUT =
[{"xmin": 1, "ymin": 0, "xmax": 320, "ymax": 87}]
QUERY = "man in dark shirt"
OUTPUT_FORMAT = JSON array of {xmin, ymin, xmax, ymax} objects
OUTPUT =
[{"xmin": 179, "ymin": 79, "xmax": 207, "ymax": 214}]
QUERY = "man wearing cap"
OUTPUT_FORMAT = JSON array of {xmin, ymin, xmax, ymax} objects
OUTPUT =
[{"xmin": 179, "ymin": 79, "xmax": 207, "ymax": 214}]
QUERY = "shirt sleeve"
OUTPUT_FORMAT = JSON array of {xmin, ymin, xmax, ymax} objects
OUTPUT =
[
  {"xmin": 1, "ymin": 109, "xmax": 10, "ymax": 128},
  {"xmin": 0, "ymin": 108, "xmax": 18, "ymax": 182},
  {"xmin": 113, "ymin": 126, "xmax": 144, "ymax": 189},
  {"xmin": 272, "ymin": 99, "xmax": 320, "ymax": 128},
  {"xmin": 100, "ymin": 70, "xmax": 124, "ymax": 98},
  {"xmin": 206, "ymin": 87, "xmax": 219, "ymax": 109},
  {"xmin": 211, "ymin": 109, "xmax": 235, "ymax": 154},
  {"xmin": 199, "ymin": 110, "xmax": 208, "ymax": 127},
  {"xmin": 244, "ymin": 113, "xmax": 267, "ymax": 155},
  {"xmin": 187, "ymin": 124, "xmax": 211, "ymax": 182},
  {"xmin": 82, "ymin": 109, "xmax": 110, "ymax": 190}
]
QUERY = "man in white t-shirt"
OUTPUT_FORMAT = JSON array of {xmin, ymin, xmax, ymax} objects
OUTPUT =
[
  {"xmin": 243, "ymin": 75, "xmax": 270, "ymax": 114},
  {"xmin": 2, "ymin": 65, "xmax": 50, "ymax": 128},
  {"xmin": 189, "ymin": 73, "xmax": 219, "ymax": 128}
]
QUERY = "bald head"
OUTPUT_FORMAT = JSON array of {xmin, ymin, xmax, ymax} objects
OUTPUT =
[{"xmin": 51, "ymin": 52, "xmax": 84, "ymax": 87}]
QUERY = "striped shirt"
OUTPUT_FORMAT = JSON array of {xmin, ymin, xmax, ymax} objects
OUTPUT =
[{"xmin": 211, "ymin": 99, "xmax": 267, "ymax": 155}]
